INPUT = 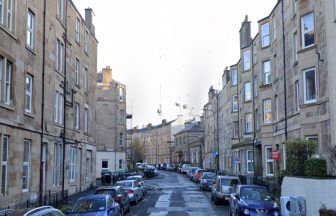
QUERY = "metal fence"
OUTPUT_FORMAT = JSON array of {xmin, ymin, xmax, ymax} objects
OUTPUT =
[{"xmin": 0, "ymin": 190, "xmax": 68, "ymax": 212}]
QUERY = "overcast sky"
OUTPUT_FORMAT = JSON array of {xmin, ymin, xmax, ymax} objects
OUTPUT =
[{"xmin": 73, "ymin": 0, "xmax": 277, "ymax": 127}]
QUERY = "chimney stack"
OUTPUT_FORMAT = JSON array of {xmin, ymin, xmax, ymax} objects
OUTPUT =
[
  {"xmin": 85, "ymin": 8, "xmax": 95, "ymax": 36},
  {"xmin": 102, "ymin": 66, "xmax": 112, "ymax": 83}
]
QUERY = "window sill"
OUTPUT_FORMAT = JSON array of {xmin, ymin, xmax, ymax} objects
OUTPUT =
[
  {"xmin": 298, "ymin": 44, "xmax": 317, "ymax": 54},
  {"xmin": 244, "ymin": 100, "xmax": 252, "ymax": 103},
  {"xmin": 0, "ymin": 24, "xmax": 17, "ymax": 40},
  {"xmin": 261, "ymin": 44, "xmax": 271, "ymax": 50},
  {"xmin": 74, "ymin": 84, "xmax": 81, "ymax": 89},
  {"xmin": 76, "ymin": 40, "xmax": 81, "ymax": 46},
  {"xmin": 74, "ymin": 128, "xmax": 81, "ymax": 133},
  {"xmin": 260, "ymin": 83, "xmax": 272, "ymax": 88},
  {"xmin": 25, "ymin": 45, "xmax": 36, "ymax": 55},
  {"xmin": 54, "ymin": 123, "xmax": 64, "ymax": 128},
  {"xmin": 55, "ymin": 69, "xmax": 65, "ymax": 77},
  {"xmin": 232, "ymin": 110, "xmax": 238, "ymax": 113},
  {"xmin": 56, "ymin": 16, "xmax": 66, "ymax": 28},
  {"xmin": 24, "ymin": 111, "xmax": 35, "ymax": 118},
  {"xmin": 84, "ymin": 132, "xmax": 89, "ymax": 136},
  {"xmin": 0, "ymin": 103, "xmax": 15, "ymax": 111},
  {"xmin": 263, "ymin": 122, "xmax": 272, "ymax": 126},
  {"xmin": 22, "ymin": 189, "xmax": 29, "ymax": 193}
]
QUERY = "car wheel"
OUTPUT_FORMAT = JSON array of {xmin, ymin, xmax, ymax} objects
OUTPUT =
[{"xmin": 214, "ymin": 196, "xmax": 220, "ymax": 205}]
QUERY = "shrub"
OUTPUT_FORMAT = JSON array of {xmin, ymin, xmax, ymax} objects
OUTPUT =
[
  {"xmin": 305, "ymin": 158, "xmax": 327, "ymax": 177},
  {"xmin": 320, "ymin": 204, "xmax": 336, "ymax": 216},
  {"xmin": 286, "ymin": 140, "xmax": 316, "ymax": 176}
]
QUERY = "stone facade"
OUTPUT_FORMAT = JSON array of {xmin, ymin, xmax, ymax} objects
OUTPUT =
[
  {"xmin": 0, "ymin": 0, "xmax": 98, "ymax": 208},
  {"xmin": 95, "ymin": 66, "xmax": 127, "ymax": 177},
  {"xmin": 215, "ymin": 0, "xmax": 335, "ymax": 177},
  {"xmin": 172, "ymin": 121, "xmax": 204, "ymax": 167},
  {"xmin": 203, "ymin": 86, "xmax": 219, "ymax": 170}
]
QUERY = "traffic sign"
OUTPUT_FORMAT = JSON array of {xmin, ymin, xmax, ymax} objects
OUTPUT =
[{"xmin": 272, "ymin": 150, "xmax": 280, "ymax": 160}]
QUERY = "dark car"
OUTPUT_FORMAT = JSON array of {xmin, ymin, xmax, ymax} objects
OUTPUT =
[
  {"xmin": 199, "ymin": 172, "xmax": 216, "ymax": 191},
  {"xmin": 95, "ymin": 186, "xmax": 131, "ymax": 215},
  {"xmin": 68, "ymin": 194, "xmax": 121, "ymax": 216},
  {"xmin": 229, "ymin": 185, "xmax": 280, "ymax": 216},
  {"xmin": 211, "ymin": 176, "xmax": 240, "ymax": 205}
]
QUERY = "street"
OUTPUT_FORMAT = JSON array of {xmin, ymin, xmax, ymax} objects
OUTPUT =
[{"xmin": 66, "ymin": 170, "xmax": 229, "ymax": 216}]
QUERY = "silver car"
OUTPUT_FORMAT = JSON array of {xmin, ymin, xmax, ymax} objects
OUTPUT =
[
  {"xmin": 126, "ymin": 175, "xmax": 148, "ymax": 195},
  {"xmin": 24, "ymin": 206, "xmax": 64, "ymax": 216},
  {"xmin": 115, "ymin": 180, "xmax": 144, "ymax": 205},
  {"xmin": 211, "ymin": 176, "xmax": 240, "ymax": 205}
]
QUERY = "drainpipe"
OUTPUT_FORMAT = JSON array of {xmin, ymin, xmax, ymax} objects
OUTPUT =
[
  {"xmin": 251, "ymin": 43, "xmax": 256, "ymax": 178},
  {"xmin": 216, "ymin": 94, "xmax": 219, "ymax": 174},
  {"xmin": 61, "ymin": 0, "xmax": 68, "ymax": 199},
  {"xmin": 281, "ymin": 0, "xmax": 288, "ymax": 141},
  {"xmin": 39, "ymin": 0, "xmax": 47, "ymax": 204}
]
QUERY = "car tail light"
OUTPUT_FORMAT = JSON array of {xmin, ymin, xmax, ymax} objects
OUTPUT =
[
  {"xmin": 114, "ymin": 196, "xmax": 121, "ymax": 202},
  {"xmin": 127, "ymin": 189, "xmax": 134, "ymax": 194}
]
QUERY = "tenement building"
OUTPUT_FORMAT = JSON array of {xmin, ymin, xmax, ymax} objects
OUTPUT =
[
  {"xmin": 215, "ymin": 0, "xmax": 336, "ymax": 177},
  {"xmin": 95, "ymin": 66, "xmax": 127, "ymax": 177},
  {"xmin": 0, "ymin": 0, "xmax": 98, "ymax": 208}
]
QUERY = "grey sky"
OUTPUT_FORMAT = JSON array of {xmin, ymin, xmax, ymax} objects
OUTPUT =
[{"xmin": 73, "ymin": 0, "xmax": 277, "ymax": 127}]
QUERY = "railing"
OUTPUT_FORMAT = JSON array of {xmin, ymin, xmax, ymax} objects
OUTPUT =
[
  {"xmin": 0, "ymin": 190, "xmax": 68, "ymax": 212},
  {"xmin": 252, "ymin": 176, "xmax": 281, "ymax": 199}
]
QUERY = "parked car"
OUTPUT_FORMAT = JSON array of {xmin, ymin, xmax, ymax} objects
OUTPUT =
[
  {"xmin": 114, "ymin": 180, "xmax": 144, "ymax": 205},
  {"xmin": 200, "ymin": 172, "xmax": 216, "ymax": 191},
  {"xmin": 229, "ymin": 185, "xmax": 280, "ymax": 216},
  {"xmin": 193, "ymin": 168, "xmax": 206, "ymax": 183},
  {"xmin": 211, "ymin": 176, "xmax": 240, "ymax": 205},
  {"xmin": 166, "ymin": 163, "xmax": 174, "ymax": 171},
  {"xmin": 180, "ymin": 164, "xmax": 191, "ymax": 174},
  {"xmin": 95, "ymin": 186, "xmax": 131, "ymax": 215},
  {"xmin": 187, "ymin": 167, "xmax": 199, "ymax": 180},
  {"xmin": 24, "ymin": 206, "xmax": 64, "ymax": 216},
  {"xmin": 127, "ymin": 175, "xmax": 148, "ymax": 194},
  {"xmin": 143, "ymin": 165, "xmax": 158, "ymax": 178},
  {"xmin": 68, "ymin": 194, "xmax": 121, "ymax": 216}
]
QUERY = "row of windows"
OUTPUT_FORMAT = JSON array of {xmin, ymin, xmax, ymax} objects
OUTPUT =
[
  {"xmin": 0, "ymin": 0, "xmax": 13, "ymax": 32},
  {"xmin": 1, "ymin": 135, "xmax": 30, "ymax": 194}
]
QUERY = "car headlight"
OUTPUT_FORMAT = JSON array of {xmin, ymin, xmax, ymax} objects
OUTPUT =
[
  {"xmin": 273, "ymin": 210, "xmax": 279, "ymax": 216},
  {"xmin": 273, "ymin": 202, "xmax": 279, "ymax": 208},
  {"xmin": 203, "ymin": 179, "xmax": 207, "ymax": 183},
  {"xmin": 243, "ymin": 208, "xmax": 250, "ymax": 215}
]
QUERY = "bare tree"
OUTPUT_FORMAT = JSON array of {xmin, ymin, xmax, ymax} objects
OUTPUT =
[{"xmin": 131, "ymin": 139, "xmax": 144, "ymax": 165}]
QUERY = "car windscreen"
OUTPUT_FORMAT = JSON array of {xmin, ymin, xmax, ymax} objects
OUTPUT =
[
  {"xmin": 221, "ymin": 179, "xmax": 239, "ymax": 186},
  {"xmin": 127, "ymin": 177, "xmax": 141, "ymax": 181},
  {"xmin": 95, "ymin": 189, "xmax": 117, "ymax": 197},
  {"xmin": 115, "ymin": 181, "xmax": 133, "ymax": 188},
  {"xmin": 72, "ymin": 198, "xmax": 106, "ymax": 213},
  {"xmin": 240, "ymin": 187, "xmax": 273, "ymax": 201},
  {"xmin": 203, "ymin": 173, "xmax": 216, "ymax": 180}
]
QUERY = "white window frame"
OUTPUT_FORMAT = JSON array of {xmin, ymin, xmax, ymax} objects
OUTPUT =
[
  {"xmin": 232, "ymin": 95, "xmax": 238, "ymax": 112},
  {"xmin": 246, "ymin": 150, "xmax": 253, "ymax": 174},
  {"xmin": 293, "ymin": 32, "xmax": 298, "ymax": 63},
  {"xmin": 1, "ymin": 135, "xmax": 9, "ymax": 194},
  {"xmin": 261, "ymin": 22, "xmax": 270, "ymax": 47},
  {"xmin": 7, "ymin": 0, "xmax": 12, "ymax": 31},
  {"xmin": 265, "ymin": 146, "xmax": 274, "ymax": 176},
  {"xmin": 4, "ymin": 60, "xmax": 11, "ymax": 105},
  {"xmin": 75, "ymin": 58, "xmax": 80, "ymax": 85},
  {"xmin": 54, "ymin": 91, "xmax": 63, "ymax": 124},
  {"xmin": 84, "ymin": 106, "xmax": 88, "ymax": 133},
  {"xmin": 69, "ymin": 147, "xmax": 76, "ymax": 182},
  {"xmin": 120, "ymin": 109, "xmax": 124, "ymax": 123},
  {"xmin": 262, "ymin": 60, "xmax": 271, "ymax": 85},
  {"xmin": 25, "ymin": 74, "xmax": 33, "ymax": 113},
  {"xmin": 231, "ymin": 69, "xmax": 237, "ymax": 86},
  {"xmin": 301, "ymin": 12, "xmax": 315, "ymax": 49},
  {"xmin": 275, "ymin": 95, "xmax": 279, "ymax": 121},
  {"xmin": 75, "ymin": 17, "xmax": 80, "ymax": 43},
  {"xmin": 57, "ymin": 0, "xmax": 64, "ymax": 22},
  {"xmin": 295, "ymin": 80, "xmax": 300, "ymax": 111},
  {"xmin": 0, "ymin": 0, "xmax": 4, "ymax": 25},
  {"xmin": 53, "ymin": 143, "xmax": 62, "ymax": 186},
  {"xmin": 119, "ymin": 87, "xmax": 124, "ymax": 101},
  {"xmin": 245, "ymin": 113, "xmax": 252, "ymax": 133},
  {"xmin": 84, "ymin": 30, "xmax": 88, "ymax": 53},
  {"xmin": 244, "ymin": 82, "xmax": 251, "ymax": 101},
  {"xmin": 75, "ymin": 103, "xmax": 80, "ymax": 130},
  {"xmin": 119, "ymin": 133, "xmax": 124, "ymax": 146},
  {"xmin": 263, "ymin": 98, "xmax": 272, "ymax": 124},
  {"xmin": 243, "ymin": 50, "xmax": 251, "ymax": 71},
  {"xmin": 303, "ymin": 68, "xmax": 317, "ymax": 104},
  {"xmin": 84, "ymin": 67, "xmax": 88, "ymax": 93},
  {"xmin": 26, "ymin": 9, "xmax": 35, "ymax": 49},
  {"xmin": 56, "ymin": 38, "xmax": 64, "ymax": 73},
  {"xmin": 23, "ymin": 140, "xmax": 30, "ymax": 192}
]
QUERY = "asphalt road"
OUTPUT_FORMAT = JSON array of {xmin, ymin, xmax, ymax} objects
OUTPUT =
[
  {"xmin": 65, "ymin": 170, "xmax": 229, "ymax": 216},
  {"xmin": 128, "ymin": 170, "xmax": 229, "ymax": 216}
]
